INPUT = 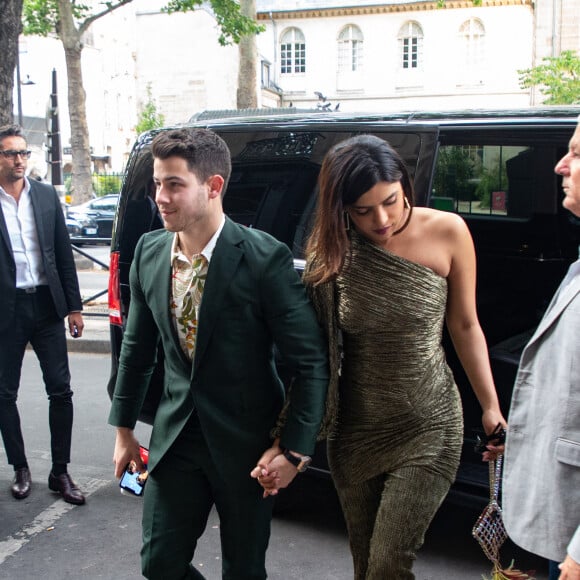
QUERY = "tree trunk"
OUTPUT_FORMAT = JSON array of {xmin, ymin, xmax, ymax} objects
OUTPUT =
[
  {"xmin": 0, "ymin": 0, "xmax": 23, "ymax": 126},
  {"xmin": 57, "ymin": 0, "xmax": 93, "ymax": 204},
  {"xmin": 237, "ymin": 0, "xmax": 257, "ymax": 109}
]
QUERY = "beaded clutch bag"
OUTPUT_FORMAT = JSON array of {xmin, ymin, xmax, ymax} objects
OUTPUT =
[{"xmin": 472, "ymin": 455, "xmax": 507, "ymax": 565}]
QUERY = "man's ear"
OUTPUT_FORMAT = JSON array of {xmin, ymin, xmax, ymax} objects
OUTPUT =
[{"xmin": 207, "ymin": 174, "xmax": 225, "ymax": 199}]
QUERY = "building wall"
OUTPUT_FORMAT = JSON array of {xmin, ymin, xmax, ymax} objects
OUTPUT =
[
  {"xmin": 13, "ymin": 4, "xmax": 137, "ymax": 175},
  {"xmin": 256, "ymin": 1, "xmax": 535, "ymax": 112},
  {"xmin": 13, "ymin": 0, "xmax": 579, "ymax": 173},
  {"xmin": 89, "ymin": 3, "xmax": 139, "ymax": 171},
  {"xmin": 134, "ymin": 6, "xmax": 239, "ymax": 126}
]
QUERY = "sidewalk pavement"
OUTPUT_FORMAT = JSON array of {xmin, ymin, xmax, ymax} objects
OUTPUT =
[
  {"xmin": 68, "ymin": 250, "xmax": 112, "ymax": 354},
  {"xmin": 68, "ymin": 308, "xmax": 111, "ymax": 354},
  {"xmin": 23, "ymin": 252, "xmax": 111, "ymax": 354}
]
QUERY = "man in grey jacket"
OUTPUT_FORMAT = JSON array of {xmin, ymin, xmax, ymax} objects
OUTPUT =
[{"xmin": 502, "ymin": 118, "xmax": 580, "ymax": 580}]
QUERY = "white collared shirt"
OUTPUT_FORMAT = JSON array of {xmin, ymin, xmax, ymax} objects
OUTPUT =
[
  {"xmin": 0, "ymin": 177, "xmax": 47, "ymax": 288},
  {"xmin": 169, "ymin": 215, "xmax": 226, "ymax": 268}
]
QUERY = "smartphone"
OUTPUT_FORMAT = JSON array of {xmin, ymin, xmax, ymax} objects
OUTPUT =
[{"xmin": 119, "ymin": 446, "xmax": 149, "ymax": 497}]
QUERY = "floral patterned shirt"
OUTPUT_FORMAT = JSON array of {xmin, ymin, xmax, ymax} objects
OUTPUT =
[{"xmin": 169, "ymin": 217, "xmax": 225, "ymax": 360}]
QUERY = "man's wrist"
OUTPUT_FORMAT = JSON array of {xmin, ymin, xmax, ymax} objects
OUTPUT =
[{"xmin": 281, "ymin": 448, "xmax": 312, "ymax": 472}]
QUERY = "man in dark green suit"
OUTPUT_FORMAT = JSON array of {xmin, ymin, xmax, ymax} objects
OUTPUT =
[{"xmin": 109, "ymin": 128, "xmax": 329, "ymax": 580}]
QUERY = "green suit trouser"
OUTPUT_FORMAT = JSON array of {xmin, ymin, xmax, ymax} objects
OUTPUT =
[{"xmin": 141, "ymin": 413, "xmax": 275, "ymax": 580}]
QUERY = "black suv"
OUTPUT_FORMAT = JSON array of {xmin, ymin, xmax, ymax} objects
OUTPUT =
[{"xmin": 107, "ymin": 107, "xmax": 580, "ymax": 507}]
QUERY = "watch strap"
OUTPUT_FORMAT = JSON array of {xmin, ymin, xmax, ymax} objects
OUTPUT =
[
  {"xmin": 282, "ymin": 448, "xmax": 311, "ymax": 472},
  {"xmin": 282, "ymin": 448, "xmax": 302, "ymax": 468}
]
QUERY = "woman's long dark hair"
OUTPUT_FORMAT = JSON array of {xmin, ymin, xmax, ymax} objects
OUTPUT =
[{"xmin": 304, "ymin": 134, "xmax": 415, "ymax": 285}]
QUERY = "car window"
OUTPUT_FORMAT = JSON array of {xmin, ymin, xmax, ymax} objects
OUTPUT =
[
  {"xmin": 92, "ymin": 197, "xmax": 118, "ymax": 212},
  {"xmin": 218, "ymin": 129, "xmax": 426, "ymax": 256},
  {"xmin": 431, "ymin": 144, "xmax": 560, "ymax": 219},
  {"xmin": 430, "ymin": 131, "xmax": 562, "ymax": 220}
]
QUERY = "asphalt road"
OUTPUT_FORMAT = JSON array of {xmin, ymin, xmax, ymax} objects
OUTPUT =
[{"xmin": 0, "ymin": 354, "xmax": 549, "ymax": 580}]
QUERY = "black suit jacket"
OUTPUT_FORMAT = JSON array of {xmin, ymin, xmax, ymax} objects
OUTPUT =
[{"xmin": 0, "ymin": 179, "xmax": 82, "ymax": 332}]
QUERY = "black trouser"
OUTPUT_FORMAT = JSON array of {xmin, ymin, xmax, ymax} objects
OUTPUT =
[{"xmin": 0, "ymin": 286, "xmax": 73, "ymax": 467}]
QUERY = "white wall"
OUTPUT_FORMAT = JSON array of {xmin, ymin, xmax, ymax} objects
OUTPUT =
[
  {"xmin": 13, "ymin": 0, "xmax": 575, "ymax": 173},
  {"xmin": 257, "ymin": 3, "xmax": 534, "ymax": 112},
  {"xmin": 135, "ymin": 7, "xmax": 239, "ymax": 126}
]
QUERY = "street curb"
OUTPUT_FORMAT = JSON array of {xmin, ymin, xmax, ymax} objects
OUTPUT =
[
  {"xmin": 67, "ymin": 338, "xmax": 111, "ymax": 354},
  {"xmin": 73, "ymin": 252, "xmax": 95, "ymax": 270},
  {"xmin": 27, "ymin": 338, "xmax": 111, "ymax": 354}
]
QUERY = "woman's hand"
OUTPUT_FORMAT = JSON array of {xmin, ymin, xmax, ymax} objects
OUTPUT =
[
  {"xmin": 251, "ymin": 439, "xmax": 283, "ymax": 498},
  {"xmin": 481, "ymin": 410, "xmax": 507, "ymax": 461}
]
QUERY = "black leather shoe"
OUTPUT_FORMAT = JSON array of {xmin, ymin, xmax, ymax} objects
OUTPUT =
[
  {"xmin": 11, "ymin": 467, "xmax": 31, "ymax": 499},
  {"xmin": 48, "ymin": 472, "xmax": 85, "ymax": 505}
]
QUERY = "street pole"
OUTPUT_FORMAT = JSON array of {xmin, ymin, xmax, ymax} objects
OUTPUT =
[{"xmin": 48, "ymin": 68, "xmax": 65, "ymax": 205}]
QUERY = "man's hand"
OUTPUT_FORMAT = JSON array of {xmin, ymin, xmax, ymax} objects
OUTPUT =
[
  {"xmin": 259, "ymin": 453, "xmax": 299, "ymax": 495},
  {"xmin": 251, "ymin": 439, "xmax": 283, "ymax": 497},
  {"xmin": 68, "ymin": 312, "xmax": 84, "ymax": 338},
  {"xmin": 113, "ymin": 427, "xmax": 143, "ymax": 479},
  {"xmin": 250, "ymin": 439, "xmax": 300, "ymax": 498},
  {"xmin": 558, "ymin": 554, "xmax": 580, "ymax": 580}
]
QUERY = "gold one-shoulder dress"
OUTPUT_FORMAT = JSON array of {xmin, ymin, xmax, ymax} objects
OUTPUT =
[{"xmin": 310, "ymin": 231, "xmax": 464, "ymax": 579}]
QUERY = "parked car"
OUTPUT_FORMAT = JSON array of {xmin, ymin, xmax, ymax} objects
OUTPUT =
[
  {"xmin": 67, "ymin": 193, "xmax": 119, "ymax": 244},
  {"xmin": 106, "ymin": 107, "xmax": 580, "ymax": 508},
  {"xmin": 66, "ymin": 214, "xmax": 100, "ymax": 244}
]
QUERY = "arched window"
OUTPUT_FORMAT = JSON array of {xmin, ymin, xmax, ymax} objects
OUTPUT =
[
  {"xmin": 338, "ymin": 25, "xmax": 363, "ymax": 73},
  {"xmin": 280, "ymin": 28, "xmax": 306, "ymax": 75},
  {"xmin": 459, "ymin": 18, "xmax": 485, "ymax": 67},
  {"xmin": 398, "ymin": 21, "xmax": 423, "ymax": 70}
]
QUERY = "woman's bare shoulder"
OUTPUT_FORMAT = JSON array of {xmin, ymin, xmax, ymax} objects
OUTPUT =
[{"xmin": 412, "ymin": 207, "xmax": 468, "ymax": 236}]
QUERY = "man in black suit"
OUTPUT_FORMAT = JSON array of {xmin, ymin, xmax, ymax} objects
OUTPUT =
[{"xmin": 0, "ymin": 125, "xmax": 85, "ymax": 505}]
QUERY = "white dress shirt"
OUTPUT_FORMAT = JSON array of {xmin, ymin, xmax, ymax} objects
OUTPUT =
[{"xmin": 0, "ymin": 177, "xmax": 47, "ymax": 289}]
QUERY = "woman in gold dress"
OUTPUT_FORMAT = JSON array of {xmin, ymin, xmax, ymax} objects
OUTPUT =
[{"xmin": 303, "ymin": 135, "xmax": 506, "ymax": 579}]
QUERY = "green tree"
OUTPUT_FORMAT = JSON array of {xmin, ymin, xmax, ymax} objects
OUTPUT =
[
  {"xmin": 432, "ymin": 146, "xmax": 476, "ymax": 201},
  {"xmin": 135, "ymin": 84, "xmax": 165, "ymax": 135},
  {"xmin": 518, "ymin": 50, "xmax": 580, "ymax": 105},
  {"xmin": 22, "ymin": 0, "xmax": 262, "ymax": 204}
]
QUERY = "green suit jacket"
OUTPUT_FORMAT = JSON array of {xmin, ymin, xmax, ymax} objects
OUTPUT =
[{"xmin": 109, "ymin": 218, "xmax": 329, "ymax": 487}]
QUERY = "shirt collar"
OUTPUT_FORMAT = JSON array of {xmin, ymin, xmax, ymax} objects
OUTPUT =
[
  {"xmin": 0, "ymin": 176, "xmax": 30, "ymax": 199},
  {"xmin": 170, "ymin": 215, "xmax": 226, "ymax": 264}
]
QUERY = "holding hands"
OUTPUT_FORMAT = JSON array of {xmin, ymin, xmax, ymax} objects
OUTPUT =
[{"xmin": 250, "ymin": 439, "xmax": 302, "ymax": 498}]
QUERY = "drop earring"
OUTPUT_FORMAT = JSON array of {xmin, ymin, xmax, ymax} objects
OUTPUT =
[
  {"xmin": 404, "ymin": 196, "xmax": 410, "ymax": 209},
  {"xmin": 343, "ymin": 211, "xmax": 351, "ymax": 231}
]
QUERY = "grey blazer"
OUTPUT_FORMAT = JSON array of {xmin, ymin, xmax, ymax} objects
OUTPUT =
[
  {"xmin": 0, "ymin": 180, "xmax": 82, "ymax": 332},
  {"xmin": 503, "ymin": 262, "xmax": 580, "ymax": 563}
]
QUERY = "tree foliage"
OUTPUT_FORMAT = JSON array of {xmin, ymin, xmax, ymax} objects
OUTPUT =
[
  {"xmin": 164, "ymin": 0, "xmax": 263, "ymax": 45},
  {"xmin": 135, "ymin": 84, "xmax": 165, "ymax": 135},
  {"xmin": 22, "ymin": 0, "xmax": 90, "ymax": 35},
  {"xmin": 518, "ymin": 50, "xmax": 580, "ymax": 105}
]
